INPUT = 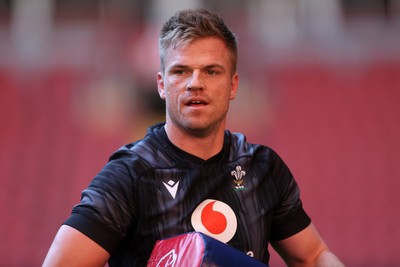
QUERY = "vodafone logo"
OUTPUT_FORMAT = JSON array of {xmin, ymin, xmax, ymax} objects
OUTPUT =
[{"xmin": 191, "ymin": 199, "xmax": 237, "ymax": 243}]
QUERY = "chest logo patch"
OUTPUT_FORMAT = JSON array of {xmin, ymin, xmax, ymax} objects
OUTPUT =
[
  {"xmin": 191, "ymin": 199, "xmax": 237, "ymax": 243},
  {"xmin": 162, "ymin": 180, "xmax": 180, "ymax": 199},
  {"xmin": 231, "ymin": 165, "xmax": 247, "ymax": 190}
]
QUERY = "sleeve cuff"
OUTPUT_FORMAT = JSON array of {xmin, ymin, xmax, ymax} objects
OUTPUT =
[
  {"xmin": 270, "ymin": 207, "xmax": 311, "ymax": 241},
  {"xmin": 64, "ymin": 212, "xmax": 122, "ymax": 254}
]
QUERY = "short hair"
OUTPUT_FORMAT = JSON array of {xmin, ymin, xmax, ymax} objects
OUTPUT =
[{"xmin": 159, "ymin": 8, "xmax": 238, "ymax": 74}]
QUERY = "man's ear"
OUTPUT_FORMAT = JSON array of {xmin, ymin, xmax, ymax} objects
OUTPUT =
[
  {"xmin": 230, "ymin": 73, "xmax": 239, "ymax": 100},
  {"xmin": 157, "ymin": 72, "xmax": 166, "ymax": 100}
]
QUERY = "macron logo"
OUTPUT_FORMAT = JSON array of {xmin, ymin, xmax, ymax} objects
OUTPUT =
[{"xmin": 162, "ymin": 180, "xmax": 180, "ymax": 199}]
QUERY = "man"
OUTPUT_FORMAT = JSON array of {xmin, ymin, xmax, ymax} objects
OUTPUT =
[{"xmin": 43, "ymin": 8, "xmax": 344, "ymax": 267}]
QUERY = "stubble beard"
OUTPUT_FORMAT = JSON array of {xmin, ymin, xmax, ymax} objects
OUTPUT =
[
  {"xmin": 173, "ymin": 111, "xmax": 227, "ymax": 138},
  {"xmin": 165, "ymin": 98, "xmax": 229, "ymax": 138}
]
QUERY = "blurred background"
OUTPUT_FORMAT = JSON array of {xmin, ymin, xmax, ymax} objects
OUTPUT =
[{"xmin": 0, "ymin": 0, "xmax": 399, "ymax": 266}]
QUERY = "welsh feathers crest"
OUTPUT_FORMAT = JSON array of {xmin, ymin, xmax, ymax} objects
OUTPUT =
[{"xmin": 231, "ymin": 165, "xmax": 247, "ymax": 190}]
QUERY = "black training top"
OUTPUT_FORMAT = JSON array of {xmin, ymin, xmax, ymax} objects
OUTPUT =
[{"xmin": 65, "ymin": 123, "xmax": 311, "ymax": 266}]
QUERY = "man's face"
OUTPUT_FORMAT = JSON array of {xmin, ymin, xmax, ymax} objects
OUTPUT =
[{"xmin": 157, "ymin": 37, "xmax": 239, "ymax": 136}]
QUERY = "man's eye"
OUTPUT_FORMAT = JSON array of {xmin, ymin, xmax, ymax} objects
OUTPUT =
[
  {"xmin": 207, "ymin": 70, "xmax": 218, "ymax": 75},
  {"xmin": 173, "ymin": 70, "xmax": 185, "ymax": 75}
]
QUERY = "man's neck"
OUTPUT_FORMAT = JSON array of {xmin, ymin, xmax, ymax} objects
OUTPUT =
[{"xmin": 164, "ymin": 123, "xmax": 225, "ymax": 160}]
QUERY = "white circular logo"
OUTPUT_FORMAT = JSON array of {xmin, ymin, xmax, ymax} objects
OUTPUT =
[{"xmin": 191, "ymin": 199, "xmax": 237, "ymax": 243}]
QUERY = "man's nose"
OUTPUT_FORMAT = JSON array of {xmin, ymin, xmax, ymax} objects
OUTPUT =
[{"xmin": 186, "ymin": 71, "xmax": 204, "ymax": 90}]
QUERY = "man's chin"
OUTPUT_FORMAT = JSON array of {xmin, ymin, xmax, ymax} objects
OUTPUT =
[{"xmin": 182, "ymin": 121, "xmax": 222, "ymax": 138}]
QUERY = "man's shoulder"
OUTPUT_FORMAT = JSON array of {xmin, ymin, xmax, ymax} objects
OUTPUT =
[
  {"xmin": 227, "ymin": 131, "xmax": 275, "ymax": 160},
  {"xmin": 109, "ymin": 123, "xmax": 172, "ymax": 168}
]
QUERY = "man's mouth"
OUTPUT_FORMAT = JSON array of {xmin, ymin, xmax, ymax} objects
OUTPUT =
[
  {"xmin": 188, "ymin": 100, "xmax": 206, "ymax": 105},
  {"xmin": 186, "ymin": 98, "xmax": 208, "ymax": 106}
]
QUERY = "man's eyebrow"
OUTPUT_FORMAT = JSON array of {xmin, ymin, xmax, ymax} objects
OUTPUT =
[
  {"xmin": 167, "ymin": 63, "xmax": 226, "ymax": 72},
  {"xmin": 171, "ymin": 63, "xmax": 225, "ymax": 69},
  {"xmin": 204, "ymin": 64, "xmax": 225, "ymax": 70},
  {"xmin": 169, "ymin": 64, "xmax": 187, "ymax": 69}
]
